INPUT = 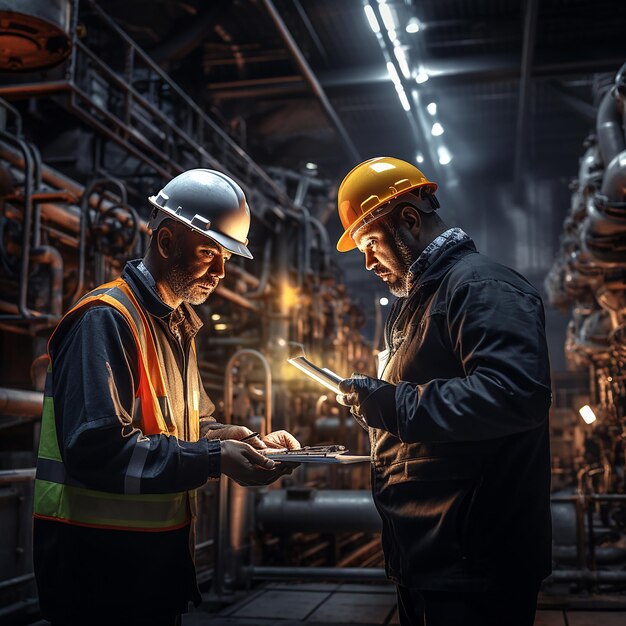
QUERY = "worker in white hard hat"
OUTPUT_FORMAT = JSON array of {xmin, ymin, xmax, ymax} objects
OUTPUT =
[
  {"xmin": 33, "ymin": 169, "xmax": 300, "ymax": 626},
  {"xmin": 335, "ymin": 157, "xmax": 552, "ymax": 626}
]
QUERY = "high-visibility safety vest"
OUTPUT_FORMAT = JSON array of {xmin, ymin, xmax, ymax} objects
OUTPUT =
[{"xmin": 34, "ymin": 277, "xmax": 197, "ymax": 532}]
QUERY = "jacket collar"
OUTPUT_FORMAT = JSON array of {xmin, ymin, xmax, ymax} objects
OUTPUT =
[
  {"xmin": 122, "ymin": 260, "xmax": 204, "ymax": 335},
  {"xmin": 412, "ymin": 237, "xmax": 477, "ymax": 291}
]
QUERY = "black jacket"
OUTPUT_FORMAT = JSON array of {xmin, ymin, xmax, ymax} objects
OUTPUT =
[
  {"xmin": 364, "ymin": 239, "xmax": 552, "ymax": 591},
  {"xmin": 34, "ymin": 261, "xmax": 221, "ymax": 623}
]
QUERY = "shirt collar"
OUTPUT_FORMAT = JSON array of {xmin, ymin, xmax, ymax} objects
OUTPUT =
[
  {"xmin": 407, "ymin": 227, "xmax": 471, "ymax": 288},
  {"xmin": 122, "ymin": 260, "xmax": 204, "ymax": 335}
]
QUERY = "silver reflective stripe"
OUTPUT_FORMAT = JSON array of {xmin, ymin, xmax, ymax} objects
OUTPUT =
[
  {"xmin": 124, "ymin": 435, "xmax": 151, "ymax": 494},
  {"xmin": 133, "ymin": 396, "xmax": 143, "ymax": 426},
  {"xmin": 36, "ymin": 457, "xmax": 86, "ymax": 488},
  {"xmin": 36, "ymin": 457, "xmax": 66, "ymax": 483}
]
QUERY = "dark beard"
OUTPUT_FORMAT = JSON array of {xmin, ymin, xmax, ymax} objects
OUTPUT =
[
  {"xmin": 386, "ymin": 227, "xmax": 415, "ymax": 297},
  {"xmin": 166, "ymin": 264, "xmax": 217, "ymax": 305}
]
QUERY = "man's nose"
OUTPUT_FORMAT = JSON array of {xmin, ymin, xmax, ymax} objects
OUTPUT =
[
  {"xmin": 210, "ymin": 254, "xmax": 226, "ymax": 279},
  {"xmin": 364, "ymin": 248, "xmax": 377, "ymax": 271}
]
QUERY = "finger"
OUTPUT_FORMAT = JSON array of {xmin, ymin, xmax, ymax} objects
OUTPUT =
[
  {"xmin": 247, "ymin": 436, "xmax": 267, "ymax": 450},
  {"xmin": 339, "ymin": 378, "xmax": 354, "ymax": 394},
  {"xmin": 243, "ymin": 446, "xmax": 276, "ymax": 469},
  {"xmin": 337, "ymin": 392, "xmax": 359, "ymax": 407}
]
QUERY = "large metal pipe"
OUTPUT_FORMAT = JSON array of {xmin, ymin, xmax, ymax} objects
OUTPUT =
[
  {"xmin": 261, "ymin": 0, "xmax": 361, "ymax": 163},
  {"xmin": 0, "ymin": 387, "xmax": 43, "ymax": 416},
  {"xmin": 0, "ymin": 468, "xmax": 36, "ymax": 484},
  {"xmin": 257, "ymin": 489, "xmax": 382, "ymax": 534},
  {"xmin": 251, "ymin": 566, "xmax": 387, "ymax": 582},
  {"xmin": 596, "ymin": 86, "xmax": 626, "ymax": 166}
]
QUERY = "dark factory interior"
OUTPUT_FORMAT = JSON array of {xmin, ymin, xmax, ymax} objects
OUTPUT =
[{"xmin": 1, "ymin": 0, "xmax": 626, "ymax": 624}]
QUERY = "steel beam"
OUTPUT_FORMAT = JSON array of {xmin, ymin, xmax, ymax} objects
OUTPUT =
[
  {"xmin": 513, "ymin": 0, "xmax": 539, "ymax": 201},
  {"xmin": 261, "ymin": 0, "xmax": 361, "ymax": 163}
]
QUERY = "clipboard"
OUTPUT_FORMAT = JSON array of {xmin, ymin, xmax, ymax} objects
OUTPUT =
[
  {"xmin": 287, "ymin": 343, "xmax": 345, "ymax": 393},
  {"xmin": 265, "ymin": 446, "xmax": 370, "ymax": 464}
]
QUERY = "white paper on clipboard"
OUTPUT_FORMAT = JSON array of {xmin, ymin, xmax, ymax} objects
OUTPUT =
[{"xmin": 266, "ymin": 451, "xmax": 370, "ymax": 464}]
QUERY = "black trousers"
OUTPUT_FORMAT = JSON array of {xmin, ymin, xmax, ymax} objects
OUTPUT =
[{"xmin": 396, "ymin": 583, "xmax": 541, "ymax": 626}]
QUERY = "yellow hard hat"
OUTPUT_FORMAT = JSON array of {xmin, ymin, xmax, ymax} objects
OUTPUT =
[{"xmin": 336, "ymin": 156, "xmax": 438, "ymax": 252}]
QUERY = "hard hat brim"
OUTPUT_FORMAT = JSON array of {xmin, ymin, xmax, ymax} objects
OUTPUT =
[
  {"xmin": 148, "ymin": 199, "xmax": 253, "ymax": 259},
  {"xmin": 336, "ymin": 182, "xmax": 437, "ymax": 253}
]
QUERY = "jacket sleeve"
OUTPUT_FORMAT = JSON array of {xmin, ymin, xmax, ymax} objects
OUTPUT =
[
  {"xmin": 364, "ymin": 279, "xmax": 552, "ymax": 442},
  {"xmin": 51, "ymin": 306, "xmax": 221, "ymax": 494}
]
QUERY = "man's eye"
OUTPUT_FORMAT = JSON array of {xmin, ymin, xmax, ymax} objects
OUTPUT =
[{"xmin": 202, "ymin": 250, "xmax": 215, "ymax": 258}]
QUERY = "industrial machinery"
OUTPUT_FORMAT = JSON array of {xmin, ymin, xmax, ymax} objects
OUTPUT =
[
  {"xmin": 0, "ymin": 1, "xmax": 377, "ymax": 620},
  {"xmin": 545, "ymin": 62, "xmax": 626, "ymax": 589}
]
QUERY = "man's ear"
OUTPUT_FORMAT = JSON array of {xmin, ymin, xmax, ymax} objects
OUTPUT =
[
  {"xmin": 156, "ymin": 225, "xmax": 174, "ymax": 259},
  {"xmin": 399, "ymin": 204, "xmax": 421, "ymax": 236}
]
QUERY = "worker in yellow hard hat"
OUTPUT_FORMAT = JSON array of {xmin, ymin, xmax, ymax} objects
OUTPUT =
[{"xmin": 335, "ymin": 157, "xmax": 552, "ymax": 626}]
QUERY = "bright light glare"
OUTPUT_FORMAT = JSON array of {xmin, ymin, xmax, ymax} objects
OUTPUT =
[
  {"xmin": 416, "ymin": 152, "xmax": 424, "ymax": 163},
  {"xmin": 277, "ymin": 338, "xmax": 287, "ymax": 347},
  {"xmin": 211, "ymin": 313, "xmax": 221, "ymax": 321},
  {"xmin": 379, "ymin": 3, "xmax": 395, "ymax": 31},
  {"xmin": 214, "ymin": 323, "xmax": 228, "ymax": 331},
  {"xmin": 427, "ymin": 102, "xmax": 437, "ymax": 115},
  {"xmin": 397, "ymin": 88, "xmax": 411, "ymax": 111},
  {"xmin": 406, "ymin": 17, "xmax": 420, "ymax": 33},
  {"xmin": 431, "ymin": 122, "xmax": 444, "ymax": 136},
  {"xmin": 415, "ymin": 69, "xmax": 429, "ymax": 84},
  {"xmin": 579, "ymin": 404, "xmax": 597, "ymax": 424},
  {"xmin": 364, "ymin": 5, "xmax": 380, "ymax": 33},
  {"xmin": 379, "ymin": 297, "xmax": 389, "ymax": 306},
  {"xmin": 394, "ymin": 46, "xmax": 411, "ymax": 79},
  {"xmin": 305, "ymin": 162, "xmax": 317, "ymax": 170},
  {"xmin": 386, "ymin": 61, "xmax": 401, "ymax": 86},
  {"xmin": 438, "ymin": 146, "xmax": 452, "ymax": 165}
]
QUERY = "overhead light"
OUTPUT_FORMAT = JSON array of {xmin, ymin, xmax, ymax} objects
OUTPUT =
[
  {"xmin": 394, "ymin": 46, "xmax": 411, "ymax": 79},
  {"xmin": 387, "ymin": 28, "xmax": 397, "ymax": 42},
  {"xmin": 305, "ymin": 162, "xmax": 317, "ymax": 170},
  {"xmin": 415, "ymin": 68, "xmax": 429, "ymax": 84},
  {"xmin": 431, "ymin": 122, "xmax": 444, "ymax": 136},
  {"xmin": 379, "ymin": 297, "xmax": 389, "ymax": 306},
  {"xmin": 438, "ymin": 146, "xmax": 452, "ymax": 165},
  {"xmin": 379, "ymin": 2, "xmax": 395, "ymax": 32},
  {"xmin": 406, "ymin": 17, "xmax": 421, "ymax": 33},
  {"xmin": 416, "ymin": 152, "xmax": 424, "ymax": 163},
  {"xmin": 579, "ymin": 404, "xmax": 597, "ymax": 424},
  {"xmin": 211, "ymin": 313, "xmax": 221, "ymax": 321},
  {"xmin": 426, "ymin": 102, "xmax": 437, "ymax": 115},
  {"xmin": 277, "ymin": 338, "xmax": 287, "ymax": 347},
  {"xmin": 364, "ymin": 4, "xmax": 380, "ymax": 33},
  {"xmin": 386, "ymin": 61, "xmax": 401, "ymax": 86},
  {"xmin": 214, "ymin": 323, "xmax": 228, "ymax": 331},
  {"xmin": 397, "ymin": 87, "xmax": 411, "ymax": 112}
]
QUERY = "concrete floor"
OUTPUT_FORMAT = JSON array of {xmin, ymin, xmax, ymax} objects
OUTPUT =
[{"xmin": 184, "ymin": 583, "xmax": 626, "ymax": 626}]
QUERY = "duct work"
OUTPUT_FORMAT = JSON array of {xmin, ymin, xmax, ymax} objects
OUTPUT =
[{"xmin": 545, "ymin": 61, "xmax": 626, "ymax": 591}]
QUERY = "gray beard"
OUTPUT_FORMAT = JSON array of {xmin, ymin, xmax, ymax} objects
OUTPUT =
[{"xmin": 166, "ymin": 264, "xmax": 215, "ymax": 305}]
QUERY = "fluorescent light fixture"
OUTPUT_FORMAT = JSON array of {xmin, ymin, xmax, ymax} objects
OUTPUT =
[
  {"xmin": 397, "ymin": 88, "xmax": 411, "ymax": 111},
  {"xmin": 305, "ymin": 161, "xmax": 317, "ymax": 170},
  {"xmin": 379, "ymin": 2, "xmax": 395, "ymax": 31},
  {"xmin": 394, "ymin": 46, "xmax": 411, "ymax": 79},
  {"xmin": 386, "ymin": 61, "xmax": 401, "ymax": 86},
  {"xmin": 406, "ymin": 17, "xmax": 420, "ymax": 33},
  {"xmin": 427, "ymin": 102, "xmax": 437, "ymax": 115},
  {"xmin": 579, "ymin": 404, "xmax": 597, "ymax": 424},
  {"xmin": 431, "ymin": 122, "xmax": 444, "ymax": 136},
  {"xmin": 438, "ymin": 146, "xmax": 452, "ymax": 165},
  {"xmin": 387, "ymin": 28, "xmax": 397, "ymax": 42},
  {"xmin": 364, "ymin": 5, "xmax": 380, "ymax": 33},
  {"xmin": 415, "ymin": 68, "xmax": 429, "ymax": 84},
  {"xmin": 379, "ymin": 297, "xmax": 389, "ymax": 306},
  {"xmin": 214, "ymin": 323, "xmax": 228, "ymax": 331},
  {"xmin": 211, "ymin": 313, "xmax": 221, "ymax": 321},
  {"xmin": 416, "ymin": 152, "xmax": 424, "ymax": 163}
]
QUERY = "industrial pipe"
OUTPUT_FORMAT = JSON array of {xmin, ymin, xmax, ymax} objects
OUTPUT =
[
  {"xmin": 596, "ymin": 86, "xmax": 626, "ymax": 166},
  {"xmin": 30, "ymin": 245, "xmax": 64, "ymax": 316},
  {"xmin": 0, "ymin": 468, "xmax": 36, "ymax": 484},
  {"xmin": 257, "ymin": 489, "xmax": 382, "ymax": 534},
  {"xmin": 0, "ymin": 387, "xmax": 43, "ymax": 416},
  {"xmin": 250, "ymin": 566, "xmax": 386, "ymax": 582},
  {"xmin": 599, "ymin": 150, "xmax": 626, "ymax": 203}
]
